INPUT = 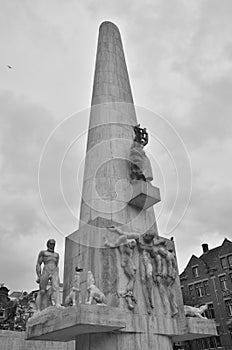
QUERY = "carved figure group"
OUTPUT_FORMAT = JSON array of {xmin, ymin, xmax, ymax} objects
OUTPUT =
[
  {"xmin": 104, "ymin": 226, "xmax": 178, "ymax": 315},
  {"xmin": 130, "ymin": 124, "xmax": 153, "ymax": 182},
  {"xmin": 35, "ymin": 231, "xmax": 178, "ymax": 317}
]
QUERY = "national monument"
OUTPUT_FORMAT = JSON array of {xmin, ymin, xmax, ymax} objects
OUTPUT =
[{"xmin": 26, "ymin": 21, "xmax": 217, "ymax": 350}]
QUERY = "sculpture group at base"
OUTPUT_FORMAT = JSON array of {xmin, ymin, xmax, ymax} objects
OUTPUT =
[
  {"xmin": 32, "ymin": 235, "xmax": 209, "ymax": 324},
  {"xmin": 65, "ymin": 269, "xmax": 106, "ymax": 307},
  {"xmin": 33, "ymin": 234, "xmax": 178, "ymax": 317},
  {"xmin": 104, "ymin": 226, "xmax": 178, "ymax": 316},
  {"xmin": 33, "ymin": 240, "xmax": 106, "ymax": 314},
  {"xmin": 31, "ymin": 127, "xmax": 198, "ymax": 320}
]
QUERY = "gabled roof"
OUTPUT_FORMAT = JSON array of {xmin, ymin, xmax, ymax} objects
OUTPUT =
[
  {"xmin": 9, "ymin": 291, "xmax": 23, "ymax": 299},
  {"xmin": 199, "ymin": 245, "xmax": 221, "ymax": 266},
  {"xmin": 0, "ymin": 286, "xmax": 9, "ymax": 295},
  {"xmin": 181, "ymin": 238, "xmax": 232, "ymax": 273},
  {"xmin": 200, "ymin": 238, "xmax": 232, "ymax": 267},
  {"xmin": 180, "ymin": 254, "xmax": 203, "ymax": 276}
]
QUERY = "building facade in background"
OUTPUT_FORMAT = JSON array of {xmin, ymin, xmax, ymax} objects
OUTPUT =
[
  {"xmin": 0, "ymin": 282, "xmax": 63, "ymax": 331},
  {"xmin": 180, "ymin": 239, "xmax": 232, "ymax": 350}
]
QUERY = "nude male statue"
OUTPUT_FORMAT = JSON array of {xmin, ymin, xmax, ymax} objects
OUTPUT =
[
  {"xmin": 136, "ymin": 229, "xmax": 160, "ymax": 314},
  {"xmin": 105, "ymin": 226, "xmax": 138, "ymax": 293},
  {"xmin": 157, "ymin": 247, "xmax": 178, "ymax": 316},
  {"xmin": 104, "ymin": 226, "xmax": 139, "ymax": 310},
  {"xmin": 36, "ymin": 239, "xmax": 60, "ymax": 311}
]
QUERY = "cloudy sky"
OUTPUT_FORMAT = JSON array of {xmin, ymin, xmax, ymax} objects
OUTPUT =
[{"xmin": 1, "ymin": 0, "xmax": 232, "ymax": 293}]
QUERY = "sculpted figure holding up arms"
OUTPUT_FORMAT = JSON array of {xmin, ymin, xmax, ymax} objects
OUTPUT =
[
  {"xmin": 36, "ymin": 239, "xmax": 60, "ymax": 311},
  {"xmin": 104, "ymin": 226, "xmax": 139, "ymax": 310},
  {"xmin": 105, "ymin": 225, "xmax": 139, "ymax": 293}
]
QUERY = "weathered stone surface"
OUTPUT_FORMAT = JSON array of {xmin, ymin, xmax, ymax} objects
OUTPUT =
[
  {"xmin": 172, "ymin": 317, "xmax": 217, "ymax": 342},
  {"xmin": 26, "ymin": 305, "xmax": 217, "ymax": 343},
  {"xmin": 26, "ymin": 305, "xmax": 126, "ymax": 341},
  {"xmin": 128, "ymin": 180, "xmax": 161, "ymax": 209},
  {"xmin": 0, "ymin": 330, "xmax": 74, "ymax": 350}
]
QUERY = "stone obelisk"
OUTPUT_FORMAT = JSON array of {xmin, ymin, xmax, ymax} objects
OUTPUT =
[
  {"xmin": 26, "ymin": 21, "xmax": 217, "ymax": 350},
  {"xmin": 79, "ymin": 21, "xmax": 158, "ymax": 232}
]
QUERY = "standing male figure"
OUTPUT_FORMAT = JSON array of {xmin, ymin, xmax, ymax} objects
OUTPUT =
[
  {"xmin": 36, "ymin": 239, "xmax": 60, "ymax": 311},
  {"xmin": 157, "ymin": 247, "xmax": 178, "ymax": 316}
]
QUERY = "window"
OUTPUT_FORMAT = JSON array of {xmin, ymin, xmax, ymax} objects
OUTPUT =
[
  {"xmin": 221, "ymin": 257, "xmax": 227, "ymax": 268},
  {"xmin": 219, "ymin": 275, "xmax": 227, "ymax": 291},
  {"xmin": 225, "ymin": 299, "xmax": 232, "ymax": 317},
  {"xmin": 209, "ymin": 336, "xmax": 216, "ymax": 348},
  {"xmin": 196, "ymin": 339, "xmax": 204, "ymax": 350},
  {"xmin": 202, "ymin": 338, "xmax": 209, "ymax": 348},
  {"xmin": 192, "ymin": 266, "xmax": 199, "ymax": 277},
  {"xmin": 0, "ymin": 309, "xmax": 5, "ymax": 319},
  {"xmin": 215, "ymin": 336, "xmax": 222, "ymax": 347},
  {"xmin": 228, "ymin": 255, "xmax": 232, "ymax": 266},
  {"xmin": 203, "ymin": 280, "xmax": 210, "ymax": 296},
  {"xmin": 197, "ymin": 336, "xmax": 221, "ymax": 349},
  {"xmin": 207, "ymin": 303, "xmax": 215, "ymax": 319},
  {"xmin": 188, "ymin": 284, "xmax": 195, "ymax": 298},
  {"xmin": 195, "ymin": 282, "xmax": 204, "ymax": 297}
]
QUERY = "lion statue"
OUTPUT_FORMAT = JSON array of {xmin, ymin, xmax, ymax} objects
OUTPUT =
[
  {"xmin": 85, "ymin": 271, "xmax": 106, "ymax": 305},
  {"xmin": 184, "ymin": 304, "xmax": 208, "ymax": 319}
]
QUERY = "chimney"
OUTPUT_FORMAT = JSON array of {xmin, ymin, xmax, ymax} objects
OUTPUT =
[{"xmin": 202, "ymin": 243, "xmax": 209, "ymax": 253}]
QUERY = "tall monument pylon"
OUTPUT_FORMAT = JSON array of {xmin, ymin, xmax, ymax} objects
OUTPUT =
[
  {"xmin": 79, "ymin": 21, "xmax": 159, "ymax": 232},
  {"xmin": 26, "ymin": 21, "xmax": 217, "ymax": 350}
]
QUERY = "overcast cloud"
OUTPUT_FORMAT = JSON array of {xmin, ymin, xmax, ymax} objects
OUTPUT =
[{"xmin": 0, "ymin": 0, "xmax": 232, "ymax": 292}]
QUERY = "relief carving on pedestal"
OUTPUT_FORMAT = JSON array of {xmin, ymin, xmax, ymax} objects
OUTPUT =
[
  {"xmin": 151, "ymin": 243, "xmax": 178, "ymax": 317},
  {"xmin": 104, "ymin": 226, "xmax": 179, "ymax": 316},
  {"xmin": 104, "ymin": 226, "xmax": 138, "ymax": 310}
]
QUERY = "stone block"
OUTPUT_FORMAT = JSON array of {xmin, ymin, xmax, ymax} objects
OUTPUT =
[
  {"xmin": 26, "ymin": 305, "xmax": 126, "ymax": 342},
  {"xmin": 172, "ymin": 317, "xmax": 217, "ymax": 342},
  {"xmin": 128, "ymin": 181, "xmax": 161, "ymax": 209}
]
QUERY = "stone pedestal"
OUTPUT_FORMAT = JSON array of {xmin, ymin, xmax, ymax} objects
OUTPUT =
[{"xmin": 26, "ymin": 305, "xmax": 217, "ymax": 346}]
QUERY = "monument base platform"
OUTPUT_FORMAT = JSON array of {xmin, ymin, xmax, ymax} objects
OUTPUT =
[
  {"xmin": 26, "ymin": 305, "xmax": 217, "ymax": 343},
  {"xmin": 26, "ymin": 305, "xmax": 125, "ymax": 342},
  {"xmin": 173, "ymin": 317, "xmax": 218, "ymax": 342}
]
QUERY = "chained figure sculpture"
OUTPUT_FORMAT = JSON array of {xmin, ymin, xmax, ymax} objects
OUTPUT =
[
  {"xmin": 157, "ymin": 246, "xmax": 178, "ymax": 316},
  {"xmin": 130, "ymin": 124, "xmax": 153, "ymax": 182},
  {"xmin": 104, "ymin": 226, "xmax": 138, "ymax": 310}
]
